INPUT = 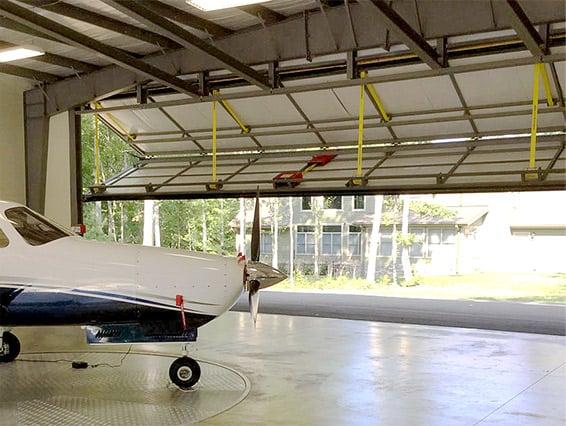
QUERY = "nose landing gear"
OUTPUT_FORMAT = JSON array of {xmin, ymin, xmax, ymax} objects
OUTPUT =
[
  {"xmin": 169, "ymin": 356, "xmax": 201, "ymax": 390},
  {"xmin": 0, "ymin": 331, "xmax": 20, "ymax": 363}
]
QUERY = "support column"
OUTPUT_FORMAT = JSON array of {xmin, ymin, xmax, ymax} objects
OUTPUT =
[
  {"xmin": 69, "ymin": 109, "xmax": 83, "ymax": 225},
  {"xmin": 23, "ymin": 89, "xmax": 49, "ymax": 213}
]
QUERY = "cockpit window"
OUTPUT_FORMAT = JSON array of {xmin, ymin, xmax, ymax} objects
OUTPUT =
[
  {"xmin": 5, "ymin": 207, "xmax": 74, "ymax": 246},
  {"xmin": 0, "ymin": 228, "xmax": 8, "ymax": 248}
]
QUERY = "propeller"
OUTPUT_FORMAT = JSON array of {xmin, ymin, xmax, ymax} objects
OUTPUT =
[
  {"xmin": 251, "ymin": 191, "xmax": 260, "ymax": 263},
  {"xmin": 245, "ymin": 191, "xmax": 286, "ymax": 325},
  {"xmin": 248, "ymin": 191, "xmax": 261, "ymax": 325}
]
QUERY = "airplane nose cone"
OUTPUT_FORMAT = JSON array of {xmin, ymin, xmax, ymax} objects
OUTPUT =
[{"xmin": 246, "ymin": 261, "xmax": 287, "ymax": 289}]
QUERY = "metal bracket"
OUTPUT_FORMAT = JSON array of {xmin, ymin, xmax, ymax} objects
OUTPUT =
[
  {"xmin": 521, "ymin": 167, "xmax": 543, "ymax": 182},
  {"xmin": 205, "ymin": 181, "xmax": 224, "ymax": 191},
  {"xmin": 91, "ymin": 184, "xmax": 107, "ymax": 194},
  {"xmin": 345, "ymin": 176, "xmax": 368, "ymax": 187}
]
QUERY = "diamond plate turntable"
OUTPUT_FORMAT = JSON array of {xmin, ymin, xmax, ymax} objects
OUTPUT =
[{"xmin": 0, "ymin": 351, "xmax": 250, "ymax": 425}]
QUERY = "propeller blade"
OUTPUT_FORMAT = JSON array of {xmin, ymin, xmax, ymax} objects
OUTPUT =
[
  {"xmin": 251, "ymin": 192, "xmax": 260, "ymax": 262},
  {"xmin": 248, "ymin": 279, "xmax": 260, "ymax": 326}
]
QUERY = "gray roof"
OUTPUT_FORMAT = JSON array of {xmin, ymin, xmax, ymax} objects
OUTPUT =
[{"xmin": 352, "ymin": 205, "xmax": 489, "ymax": 226}]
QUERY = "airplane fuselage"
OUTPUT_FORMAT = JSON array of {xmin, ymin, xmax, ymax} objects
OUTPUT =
[{"xmin": 0, "ymin": 201, "xmax": 244, "ymax": 331}]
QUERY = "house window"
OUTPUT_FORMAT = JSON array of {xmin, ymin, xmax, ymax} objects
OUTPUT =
[
  {"xmin": 409, "ymin": 227, "xmax": 425, "ymax": 257},
  {"xmin": 322, "ymin": 225, "xmax": 342, "ymax": 255},
  {"xmin": 378, "ymin": 228, "xmax": 393, "ymax": 257},
  {"xmin": 353, "ymin": 195, "xmax": 365, "ymax": 210},
  {"xmin": 348, "ymin": 225, "xmax": 362, "ymax": 256},
  {"xmin": 261, "ymin": 232, "xmax": 272, "ymax": 255},
  {"xmin": 323, "ymin": 195, "xmax": 342, "ymax": 210},
  {"xmin": 301, "ymin": 197, "xmax": 312, "ymax": 211},
  {"xmin": 428, "ymin": 227, "xmax": 456, "ymax": 256},
  {"xmin": 297, "ymin": 225, "xmax": 315, "ymax": 254}
]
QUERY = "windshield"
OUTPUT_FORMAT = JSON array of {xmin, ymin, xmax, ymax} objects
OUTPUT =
[{"xmin": 5, "ymin": 207, "xmax": 74, "ymax": 246}]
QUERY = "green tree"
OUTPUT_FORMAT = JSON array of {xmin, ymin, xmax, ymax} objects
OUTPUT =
[{"xmin": 81, "ymin": 115, "xmax": 240, "ymax": 251}]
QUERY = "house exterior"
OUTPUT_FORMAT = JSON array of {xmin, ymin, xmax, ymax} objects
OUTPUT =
[
  {"xmin": 255, "ymin": 195, "xmax": 489, "ymax": 280},
  {"xmin": 252, "ymin": 191, "xmax": 566, "ymax": 279}
]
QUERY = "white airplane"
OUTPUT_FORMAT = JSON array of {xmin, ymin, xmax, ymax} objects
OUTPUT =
[{"xmin": 0, "ymin": 199, "xmax": 285, "ymax": 389}]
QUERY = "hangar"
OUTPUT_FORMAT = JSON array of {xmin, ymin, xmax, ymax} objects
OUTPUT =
[{"xmin": 0, "ymin": 0, "xmax": 564, "ymax": 424}]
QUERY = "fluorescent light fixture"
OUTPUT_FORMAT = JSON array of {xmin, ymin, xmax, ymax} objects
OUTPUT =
[
  {"xmin": 186, "ymin": 0, "xmax": 271, "ymax": 11},
  {"xmin": 0, "ymin": 47, "xmax": 44, "ymax": 63}
]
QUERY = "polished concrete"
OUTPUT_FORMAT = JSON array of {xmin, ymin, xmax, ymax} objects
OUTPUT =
[
  {"xmin": 233, "ymin": 291, "xmax": 566, "ymax": 335},
  {"xmin": 4, "ymin": 312, "xmax": 566, "ymax": 425}
]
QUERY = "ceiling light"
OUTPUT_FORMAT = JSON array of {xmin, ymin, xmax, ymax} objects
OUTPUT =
[
  {"xmin": 186, "ymin": 0, "xmax": 272, "ymax": 11},
  {"xmin": 0, "ymin": 47, "xmax": 44, "ymax": 63}
]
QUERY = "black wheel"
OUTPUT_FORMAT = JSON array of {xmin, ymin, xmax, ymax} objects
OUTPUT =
[
  {"xmin": 0, "ymin": 332, "xmax": 20, "ymax": 362},
  {"xmin": 169, "ymin": 356, "xmax": 201, "ymax": 389}
]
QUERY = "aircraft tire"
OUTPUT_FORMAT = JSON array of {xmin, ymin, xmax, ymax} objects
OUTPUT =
[
  {"xmin": 0, "ymin": 332, "xmax": 20, "ymax": 362},
  {"xmin": 169, "ymin": 356, "xmax": 201, "ymax": 389}
]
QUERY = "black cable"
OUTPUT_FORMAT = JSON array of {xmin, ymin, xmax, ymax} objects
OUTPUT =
[
  {"xmin": 89, "ymin": 345, "xmax": 132, "ymax": 369},
  {"xmin": 18, "ymin": 346, "xmax": 133, "ymax": 369}
]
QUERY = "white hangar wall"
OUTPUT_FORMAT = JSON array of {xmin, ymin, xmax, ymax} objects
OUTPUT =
[
  {"xmin": 44, "ymin": 112, "xmax": 71, "ymax": 226},
  {"xmin": 0, "ymin": 75, "xmax": 32, "ymax": 204},
  {"xmin": 0, "ymin": 74, "xmax": 72, "ymax": 225}
]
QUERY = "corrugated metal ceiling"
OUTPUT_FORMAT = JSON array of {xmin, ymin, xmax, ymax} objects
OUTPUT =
[{"xmin": 0, "ymin": 0, "xmax": 564, "ymax": 200}]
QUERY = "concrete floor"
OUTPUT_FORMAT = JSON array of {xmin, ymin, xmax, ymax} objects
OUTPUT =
[
  {"xmin": 233, "ymin": 290, "xmax": 566, "ymax": 335},
  {"xmin": 6, "ymin": 312, "xmax": 566, "ymax": 425}
]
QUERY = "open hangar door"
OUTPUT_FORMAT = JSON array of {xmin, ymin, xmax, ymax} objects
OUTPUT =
[
  {"xmin": 0, "ymin": 0, "xmax": 563, "ymax": 306},
  {"xmin": 0, "ymin": 0, "xmax": 564, "ymax": 306},
  {"xmin": 1, "ymin": 4, "xmax": 565, "ymax": 425},
  {"xmin": 0, "ymin": 0, "xmax": 562, "ymax": 210}
]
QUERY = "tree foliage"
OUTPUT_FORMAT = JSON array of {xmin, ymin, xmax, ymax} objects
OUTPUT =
[
  {"xmin": 410, "ymin": 201, "xmax": 457, "ymax": 220},
  {"xmin": 81, "ymin": 115, "xmax": 240, "ymax": 252}
]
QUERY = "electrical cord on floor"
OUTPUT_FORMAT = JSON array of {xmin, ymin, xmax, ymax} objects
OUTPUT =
[
  {"xmin": 88, "ymin": 345, "xmax": 132, "ymax": 369},
  {"xmin": 18, "ymin": 345, "xmax": 133, "ymax": 369}
]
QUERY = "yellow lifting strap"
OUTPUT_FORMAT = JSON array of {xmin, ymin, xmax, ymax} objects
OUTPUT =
[
  {"xmin": 94, "ymin": 109, "xmax": 101, "ymax": 185},
  {"xmin": 92, "ymin": 102, "xmax": 136, "ymax": 185},
  {"xmin": 94, "ymin": 102, "xmax": 135, "ymax": 143},
  {"xmin": 539, "ymin": 63, "xmax": 554, "ymax": 107},
  {"xmin": 364, "ymin": 72, "xmax": 390, "ymax": 122},
  {"xmin": 529, "ymin": 64, "xmax": 541, "ymax": 169},
  {"xmin": 212, "ymin": 90, "xmax": 218, "ymax": 183},
  {"xmin": 356, "ymin": 72, "xmax": 366, "ymax": 181},
  {"xmin": 525, "ymin": 63, "xmax": 556, "ymax": 181},
  {"xmin": 220, "ymin": 98, "xmax": 250, "ymax": 134}
]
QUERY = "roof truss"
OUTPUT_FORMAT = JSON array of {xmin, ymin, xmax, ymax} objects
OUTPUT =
[
  {"xmin": 0, "ymin": 0, "xmax": 199, "ymax": 96},
  {"xmin": 104, "ymin": 0, "xmax": 271, "ymax": 90},
  {"xmin": 16, "ymin": 0, "xmax": 180, "ymax": 49},
  {"xmin": 366, "ymin": 0, "xmax": 442, "ymax": 69},
  {"xmin": 503, "ymin": 0, "xmax": 547, "ymax": 56}
]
